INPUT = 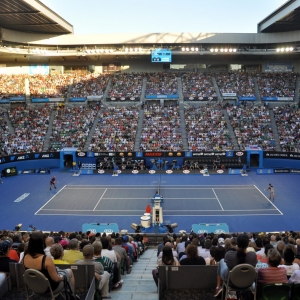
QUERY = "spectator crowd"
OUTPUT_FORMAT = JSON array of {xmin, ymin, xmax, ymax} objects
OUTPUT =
[
  {"xmin": 89, "ymin": 106, "xmax": 139, "ymax": 152},
  {"xmin": 185, "ymin": 104, "xmax": 233, "ymax": 151},
  {"xmin": 140, "ymin": 104, "xmax": 183, "ymax": 151}
]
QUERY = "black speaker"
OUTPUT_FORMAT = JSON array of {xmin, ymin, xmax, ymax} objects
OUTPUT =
[{"xmin": 163, "ymin": 64, "xmax": 170, "ymax": 70}]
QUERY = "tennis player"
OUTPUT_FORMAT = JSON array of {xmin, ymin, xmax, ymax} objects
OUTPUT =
[
  {"xmin": 50, "ymin": 176, "xmax": 57, "ymax": 190},
  {"xmin": 265, "ymin": 183, "xmax": 275, "ymax": 201}
]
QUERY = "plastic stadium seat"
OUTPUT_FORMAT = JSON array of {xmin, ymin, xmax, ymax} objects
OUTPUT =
[
  {"xmin": 291, "ymin": 284, "xmax": 300, "ymax": 300},
  {"xmin": 260, "ymin": 283, "xmax": 290, "ymax": 300},
  {"xmin": 222, "ymin": 264, "xmax": 257, "ymax": 300}
]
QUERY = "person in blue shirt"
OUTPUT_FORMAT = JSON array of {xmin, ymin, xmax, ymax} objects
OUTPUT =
[{"xmin": 112, "ymin": 164, "xmax": 119, "ymax": 176}]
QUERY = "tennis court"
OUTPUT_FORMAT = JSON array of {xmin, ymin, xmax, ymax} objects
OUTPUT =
[{"xmin": 35, "ymin": 184, "xmax": 282, "ymax": 217}]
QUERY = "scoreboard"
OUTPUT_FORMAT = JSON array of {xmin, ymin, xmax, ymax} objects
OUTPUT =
[{"xmin": 151, "ymin": 49, "xmax": 172, "ymax": 62}]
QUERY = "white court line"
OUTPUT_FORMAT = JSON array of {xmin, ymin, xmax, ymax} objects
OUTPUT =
[
  {"xmin": 101, "ymin": 198, "xmax": 216, "ymax": 200},
  {"xmin": 34, "ymin": 185, "xmax": 66, "ymax": 215},
  {"xmin": 35, "ymin": 213, "xmax": 283, "ymax": 217},
  {"xmin": 254, "ymin": 185, "xmax": 283, "ymax": 215},
  {"xmin": 39, "ymin": 207, "xmax": 278, "ymax": 212},
  {"xmin": 93, "ymin": 189, "xmax": 107, "ymax": 211},
  {"xmin": 212, "ymin": 188, "xmax": 224, "ymax": 211}
]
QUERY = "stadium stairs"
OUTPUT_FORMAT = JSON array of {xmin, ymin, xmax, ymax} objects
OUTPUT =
[
  {"xmin": 66, "ymin": 80, "xmax": 74, "ymax": 103},
  {"xmin": 3, "ymin": 111, "xmax": 15, "ymax": 135},
  {"xmin": 252, "ymin": 77, "xmax": 262, "ymax": 104},
  {"xmin": 83, "ymin": 108, "xmax": 103, "ymax": 151},
  {"xmin": 110, "ymin": 248, "xmax": 158, "ymax": 300},
  {"xmin": 42, "ymin": 110, "xmax": 56, "ymax": 151},
  {"xmin": 212, "ymin": 77, "xmax": 223, "ymax": 103},
  {"xmin": 25, "ymin": 78, "xmax": 31, "ymax": 104},
  {"xmin": 177, "ymin": 77, "xmax": 184, "ymax": 104},
  {"xmin": 223, "ymin": 109, "xmax": 239, "ymax": 150},
  {"xmin": 102, "ymin": 77, "xmax": 113, "ymax": 107},
  {"xmin": 269, "ymin": 109, "xmax": 281, "ymax": 151},
  {"xmin": 134, "ymin": 107, "xmax": 144, "ymax": 152},
  {"xmin": 294, "ymin": 75, "xmax": 300, "ymax": 102},
  {"xmin": 179, "ymin": 103, "xmax": 189, "ymax": 151}
]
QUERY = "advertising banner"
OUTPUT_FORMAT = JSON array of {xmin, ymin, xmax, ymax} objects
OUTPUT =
[
  {"xmin": 0, "ymin": 152, "xmax": 60, "ymax": 165},
  {"xmin": 238, "ymin": 97, "xmax": 256, "ymax": 101},
  {"xmin": 32, "ymin": 98, "xmax": 50, "ymax": 103},
  {"xmin": 70, "ymin": 98, "xmax": 87, "ymax": 102},
  {"xmin": 146, "ymin": 95, "xmax": 179, "ymax": 99},
  {"xmin": 82, "ymin": 223, "xmax": 119, "ymax": 234},
  {"xmin": 49, "ymin": 98, "xmax": 64, "ymax": 102},
  {"xmin": 264, "ymin": 152, "xmax": 300, "ymax": 160},
  {"xmin": 10, "ymin": 97, "xmax": 26, "ymax": 101}
]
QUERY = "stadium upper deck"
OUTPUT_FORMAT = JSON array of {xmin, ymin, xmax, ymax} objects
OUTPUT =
[{"xmin": 0, "ymin": 0, "xmax": 300, "ymax": 70}]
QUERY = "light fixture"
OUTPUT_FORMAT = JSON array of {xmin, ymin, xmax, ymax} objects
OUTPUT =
[
  {"xmin": 210, "ymin": 48, "xmax": 214, "ymax": 52},
  {"xmin": 195, "ymin": 47, "xmax": 199, "ymax": 51},
  {"xmin": 186, "ymin": 47, "xmax": 190, "ymax": 51},
  {"xmin": 215, "ymin": 48, "xmax": 218, "ymax": 52},
  {"xmin": 181, "ymin": 47, "xmax": 185, "ymax": 51}
]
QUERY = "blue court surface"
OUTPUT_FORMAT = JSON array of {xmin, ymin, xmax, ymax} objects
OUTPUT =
[{"xmin": 0, "ymin": 171, "xmax": 299, "ymax": 233}]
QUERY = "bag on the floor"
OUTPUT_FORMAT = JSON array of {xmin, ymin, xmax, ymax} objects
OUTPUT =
[{"xmin": 63, "ymin": 276, "xmax": 79, "ymax": 300}]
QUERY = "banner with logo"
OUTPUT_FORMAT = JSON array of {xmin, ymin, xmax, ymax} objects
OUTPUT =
[
  {"xmin": 0, "ymin": 152, "xmax": 60, "ymax": 165},
  {"xmin": 82, "ymin": 223, "xmax": 119, "ymax": 234},
  {"xmin": 145, "ymin": 95, "xmax": 179, "ymax": 99},
  {"xmin": 107, "ymin": 96, "xmax": 140, "ymax": 101},
  {"xmin": 49, "ymin": 98, "xmax": 65, "ymax": 102},
  {"xmin": 0, "ymin": 99, "xmax": 10, "ymax": 104},
  {"xmin": 87, "ymin": 96, "xmax": 103, "ymax": 100},
  {"xmin": 256, "ymin": 169, "xmax": 274, "ymax": 174},
  {"xmin": 264, "ymin": 152, "xmax": 300, "ymax": 160},
  {"xmin": 70, "ymin": 98, "xmax": 87, "ymax": 102},
  {"xmin": 238, "ymin": 97, "xmax": 256, "ymax": 101},
  {"xmin": 222, "ymin": 93, "xmax": 236, "ymax": 97},
  {"xmin": 10, "ymin": 96, "xmax": 26, "ymax": 101},
  {"xmin": 32, "ymin": 98, "xmax": 50, "ymax": 103},
  {"xmin": 192, "ymin": 223, "xmax": 229, "ymax": 234},
  {"xmin": 190, "ymin": 151, "xmax": 246, "ymax": 158},
  {"xmin": 184, "ymin": 96, "xmax": 217, "ymax": 101},
  {"xmin": 261, "ymin": 97, "xmax": 277, "ymax": 101}
]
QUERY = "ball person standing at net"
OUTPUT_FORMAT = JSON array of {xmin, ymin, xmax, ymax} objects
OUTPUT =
[
  {"xmin": 50, "ymin": 176, "xmax": 57, "ymax": 190},
  {"xmin": 265, "ymin": 183, "xmax": 275, "ymax": 201}
]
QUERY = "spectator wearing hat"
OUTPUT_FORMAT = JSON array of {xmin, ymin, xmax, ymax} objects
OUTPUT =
[
  {"xmin": 44, "ymin": 237, "xmax": 54, "ymax": 257},
  {"xmin": 63, "ymin": 239, "xmax": 84, "ymax": 264},
  {"xmin": 50, "ymin": 244, "xmax": 69, "ymax": 265},
  {"xmin": 59, "ymin": 239, "xmax": 69, "ymax": 250},
  {"xmin": 218, "ymin": 237, "xmax": 225, "ymax": 247},
  {"xmin": 76, "ymin": 245, "xmax": 111, "ymax": 299},
  {"xmin": 0, "ymin": 240, "xmax": 18, "ymax": 272}
]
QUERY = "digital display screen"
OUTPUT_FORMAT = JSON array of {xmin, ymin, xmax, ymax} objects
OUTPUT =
[
  {"xmin": 151, "ymin": 49, "xmax": 172, "ymax": 62},
  {"xmin": 4, "ymin": 166, "xmax": 17, "ymax": 177}
]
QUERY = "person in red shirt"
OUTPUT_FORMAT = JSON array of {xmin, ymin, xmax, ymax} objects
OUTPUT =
[{"xmin": 6, "ymin": 238, "xmax": 19, "ymax": 261}]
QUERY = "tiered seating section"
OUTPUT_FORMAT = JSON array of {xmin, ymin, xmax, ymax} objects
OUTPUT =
[
  {"xmin": 29, "ymin": 74, "xmax": 73, "ymax": 98},
  {"xmin": 0, "ymin": 72, "xmax": 299, "ymax": 156},
  {"xmin": 89, "ymin": 106, "xmax": 139, "ymax": 152},
  {"xmin": 256, "ymin": 72, "xmax": 297, "ymax": 98},
  {"xmin": 140, "ymin": 104, "xmax": 183, "ymax": 151},
  {"xmin": 50, "ymin": 106, "xmax": 97, "ymax": 151},
  {"xmin": 181, "ymin": 72, "xmax": 217, "ymax": 101},
  {"xmin": 228, "ymin": 104, "xmax": 274, "ymax": 150},
  {"xmin": 0, "ymin": 74, "xmax": 27, "ymax": 99},
  {"xmin": 216, "ymin": 72, "xmax": 255, "ymax": 97},
  {"xmin": 7, "ymin": 106, "xmax": 52, "ymax": 154},
  {"xmin": 108, "ymin": 73, "xmax": 143, "ymax": 101},
  {"xmin": 185, "ymin": 105, "xmax": 233, "ymax": 151},
  {"xmin": 273, "ymin": 105, "xmax": 300, "ymax": 152},
  {"xmin": 146, "ymin": 73, "xmax": 178, "ymax": 97},
  {"xmin": 71, "ymin": 73, "xmax": 110, "ymax": 99}
]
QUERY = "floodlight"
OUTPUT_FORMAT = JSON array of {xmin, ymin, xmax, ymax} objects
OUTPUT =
[
  {"xmin": 290, "ymin": 47, "xmax": 294, "ymax": 51},
  {"xmin": 181, "ymin": 47, "xmax": 185, "ymax": 51},
  {"xmin": 210, "ymin": 48, "xmax": 214, "ymax": 52},
  {"xmin": 276, "ymin": 48, "xmax": 280, "ymax": 52},
  {"xmin": 220, "ymin": 48, "xmax": 224, "ymax": 52},
  {"xmin": 224, "ymin": 48, "xmax": 228, "ymax": 52},
  {"xmin": 186, "ymin": 47, "xmax": 190, "ymax": 51},
  {"xmin": 229, "ymin": 48, "xmax": 233, "ymax": 52},
  {"xmin": 191, "ymin": 47, "xmax": 195, "ymax": 51},
  {"xmin": 125, "ymin": 47, "xmax": 129, "ymax": 52},
  {"xmin": 215, "ymin": 48, "xmax": 218, "ymax": 52},
  {"xmin": 281, "ymin": 48, "xmax": 284, "ymax": 52},
  {"xmin": 195, "ymin": 47, "xmax": 199, "ymax": 51},
  {"xmin": 233, "ymin": 48, "xmax": 237, "ymax": 52}
]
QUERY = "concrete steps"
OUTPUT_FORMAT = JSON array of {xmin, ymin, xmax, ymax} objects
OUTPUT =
[
  {"xmin": 42, "ymin": 110, "xmax": 56, "ymax": 151},
  {"xmin": 110, "ymin": 249, "xmax": 158, "ymax": 300},
  {"xmin": 269, "ymin": 109, "xmax": 281, "ymax": 151}
]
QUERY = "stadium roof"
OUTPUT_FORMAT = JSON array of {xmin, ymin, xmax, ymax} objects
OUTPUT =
[
  {"xmin": 0, "ymin": 0, "xmax": 73, "ymax": 34},
  {"xmin": 258, "ymin": 0, "xmax": 300, "ymax": 33}
]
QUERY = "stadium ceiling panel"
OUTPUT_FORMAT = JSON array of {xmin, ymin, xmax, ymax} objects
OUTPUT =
[
  {"xmin": 0, "ymin": 0, "xmax": 73, "ymax": 34},
  {"xmin": 258, "ymin": 0, "xmax": 300, "ymax": 33}
]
